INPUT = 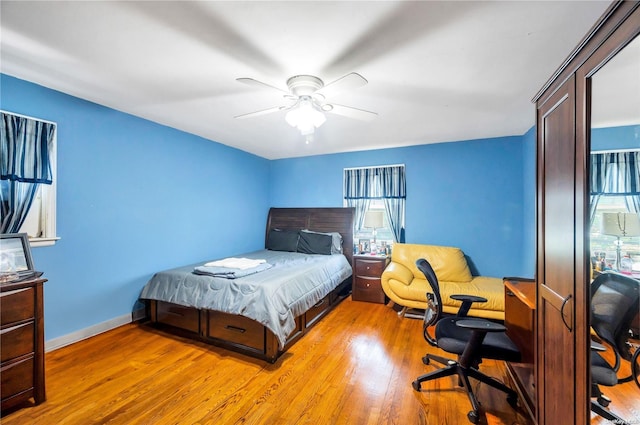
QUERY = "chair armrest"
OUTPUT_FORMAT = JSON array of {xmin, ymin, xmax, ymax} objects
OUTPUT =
[
  {"xmin": 450, "ymin": 294, "xmax": 487, "ymax": 317},
  {"xmin": 590, "ymin": 340, "xmax": 607, "ymax": 351},
  {"xmin": 450, "ymin": 294, "xmax": 487, "ymax": 303},
  {"xmin": 381, "ymin": 261, "xmax": 414, "ymax": 286},
  {"xmin": 456, "ymin": 319, "xmax": 506, "ymax": 332}
]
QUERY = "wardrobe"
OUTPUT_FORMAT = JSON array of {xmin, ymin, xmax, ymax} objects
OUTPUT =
[{"xmin": 534, "ymin": 1, "xmax": 639, "ymax": 424}]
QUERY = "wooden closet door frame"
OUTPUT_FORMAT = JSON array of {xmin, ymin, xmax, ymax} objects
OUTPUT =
[
  {"xmin": 534, "ymin": 2, "xmax": 640, "ymax": 424},
  {"xmin": 536, "ymin": 73, "xmax": 585, "ymax": 425}
]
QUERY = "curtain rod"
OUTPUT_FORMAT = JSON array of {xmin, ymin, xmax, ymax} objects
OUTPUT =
[
  {"xmin": 343, "ymin": 163, "xmax": 405, "ymax": 171},
  {"xmin": 1, "ymin": 109, "xmax": 57, "ymax": 126}
]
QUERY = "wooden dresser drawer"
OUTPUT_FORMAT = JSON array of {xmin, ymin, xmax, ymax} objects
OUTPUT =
[
  {"xmin": 355, "ymin": 259, "xmax": 385, "ymax": 277},
  {"xmin": 0, "ymin": 356, "xmax": 34, "ymax": 402},
  {"xmin": 156, "ymin": 302, "xmax": 200, "ymax": 333},
  {"xmin": 305, "ymin": 295, "xmax": 330, "ymax": 327},
  {"xmin": 353, "ymin": 277, "xmax": 386, "ymax": 304},
  {"xmin": 1, "ymin": 288, "xmax": 35, "ymax": 325},
  {"xmin": 208, "ymin": 311, "xmax": 265, "ymax": 351},
  {"xmin": 1, "ymin": 322, "xmax": 35, "ymax": 363}
]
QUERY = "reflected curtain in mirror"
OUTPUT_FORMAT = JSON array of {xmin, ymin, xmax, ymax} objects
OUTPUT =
[
  {"xmin": 0, "ymin": 112, "xmax": 56, "ymax": 233},
  {"xmin": 590, "ymin": 151, "xmax": 640, "ymax": 225}
]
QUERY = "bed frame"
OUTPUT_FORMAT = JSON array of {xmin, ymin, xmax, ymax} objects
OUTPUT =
[{"xmin": 145, "ymin": 207, "xmax": 355, "ymax": 363}]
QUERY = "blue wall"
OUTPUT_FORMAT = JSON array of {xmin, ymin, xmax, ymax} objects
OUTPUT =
[
  {"xmin": 271, "ymin": 136, "xmax": 535, "ymax": 278},
  {"xmin": 592, "ymin": 125, "xmax": 640, "ymax": 151},
  {"xmin": 1, "ymin": 75, "xmax": 270, "ymax": 342},
  {"xmin": 2, "ymin": 74, "xmax": 537, "ymax": 346}
]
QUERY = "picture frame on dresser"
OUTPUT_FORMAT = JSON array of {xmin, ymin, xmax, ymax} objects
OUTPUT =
[{"xmin": 0, "ymin": 233, "xmax": 35, "ymax": 282}]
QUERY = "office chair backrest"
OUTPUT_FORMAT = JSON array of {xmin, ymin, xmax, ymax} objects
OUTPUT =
[
  {"xmin": 591, "ymin": 272, "xmax": 640, "ymax": 362},
  {"xmin": 416, "ymin": 258, "xmax": 442, "ymax": 346}
]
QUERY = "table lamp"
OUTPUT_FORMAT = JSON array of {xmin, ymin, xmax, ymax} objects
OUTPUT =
[
  {"xmin": 364, "ymin": 210, "xmax": 384, "ymax": 253},
  {"xmin": 601, "ymin": 212, "xmax": 640, "ymax": 270}
]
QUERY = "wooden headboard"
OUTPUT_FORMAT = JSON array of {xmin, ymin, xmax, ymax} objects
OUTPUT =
[{"xmin": 265, "ymin": 207, "xmax": 355, "ymax": 266}]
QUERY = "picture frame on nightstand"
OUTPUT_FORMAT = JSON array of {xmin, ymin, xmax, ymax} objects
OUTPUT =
[
  {"xmin": 358, "ymin": 239, "xmax": 370, "ymax": 254},
  {"xmin": 0, "ymin": 233, "xmax": 35, "ymax": 282}
]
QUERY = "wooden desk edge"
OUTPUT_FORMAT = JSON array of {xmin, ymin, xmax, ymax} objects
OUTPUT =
[{"xmin": 503, "ymin": 278, "xmax": 536, "ymax": 311}]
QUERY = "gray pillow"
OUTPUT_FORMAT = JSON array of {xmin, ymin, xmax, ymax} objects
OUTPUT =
[
  {"xmin": 301, "ymin": 229, "xmax": 343, "ymax": 254},
  {"xmin": 267, "ymin": 229, "xmax": 299, "ymax": 252},
  {"xmin": 297, "ymin": 231, "xmax": 333, "ymax": 255}
]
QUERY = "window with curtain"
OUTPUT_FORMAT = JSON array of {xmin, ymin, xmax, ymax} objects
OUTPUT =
[
  {"xmin": 590, "ymin": 151, "xmax": 640, "ymax": 272},
  {"xmin": 343, "ymin": 164, "xmax": 405, "ymax": 253},
  {"xmin": 1, "ymin": 111, "xmax": 58, "ymax": 246}
]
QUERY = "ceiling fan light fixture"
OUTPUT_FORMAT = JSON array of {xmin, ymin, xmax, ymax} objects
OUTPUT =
[{"xmin": 285, "ymin": 97, "xmax": 326, "ymax": 136}]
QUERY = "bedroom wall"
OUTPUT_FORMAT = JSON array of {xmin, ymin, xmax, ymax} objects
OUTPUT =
[
  {"xmin": 1, "ymin": 75, "xmax": 270, "ymax": 345},
  {"xmin": 269, "ymin": 135, "xmax": 535, "ymax": 278},
  {"xmin": 591, "ymin": 124, "xmax": 640, "ymax": 151}
]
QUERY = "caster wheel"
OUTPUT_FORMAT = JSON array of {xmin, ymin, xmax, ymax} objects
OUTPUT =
[
  {"xmin": 597, "ymin": 396, "xmax": 610, "ymax": 407},
  {"xmin": 507, "ymin": 394, "xmax": 518, "ymax": 408},
  {"xmin": 467, "ymin": 410, "xmax": 479, "ymax": 424},
  {"xmin": 412, "ymin": 380, "xmax": 421, "ymax": 392},
  {"xmin": 422, "ymin": 355, "xmax": 430, "ymax": 365}
]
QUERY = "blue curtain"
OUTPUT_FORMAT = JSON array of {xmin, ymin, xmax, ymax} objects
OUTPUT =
[
  {"xmin": 590, "ymin": 151, "xmax": 640, "ymax": 226},
  {"xmin": 344, "ymin": 165, "xmax": 406, "ymax": 242},
  {"xmin": 1, "ymin": 112, "xmax": 55, "ymax": 233}
]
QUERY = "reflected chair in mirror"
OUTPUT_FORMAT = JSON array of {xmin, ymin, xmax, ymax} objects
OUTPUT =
[
  {"xmin": 590, "ymin": 271, "xmax": 640, "ymax": 425},
  {"xmin": 411, "ymin": 259, "xmax": 521, "ymax": 424}
]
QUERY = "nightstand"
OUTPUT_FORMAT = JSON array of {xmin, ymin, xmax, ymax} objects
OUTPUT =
[{"xmin": 352, "ymin": 254, "xmax": 389, "ymax": 303}]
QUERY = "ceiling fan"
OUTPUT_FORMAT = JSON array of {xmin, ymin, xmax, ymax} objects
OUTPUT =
[{"xmin": 234, "ymin": 72, "xmax": 377, "ymax": 142}]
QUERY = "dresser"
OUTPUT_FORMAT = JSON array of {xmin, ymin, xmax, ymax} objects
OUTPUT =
[
  {"xmin": 1, "ymin": 276, "xmax": 47, "ymax": 412},
  {"xmin": 352, "ymin": 255, "xmax": 389, "ymax": 303}
]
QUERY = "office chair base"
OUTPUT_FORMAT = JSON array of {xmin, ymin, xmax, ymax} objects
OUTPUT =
[
  {"xmin": 412, "ymin": 361, "xmax": 518, "ymax": 424},
  {"xmin": 591, "ymin": 400, "xmax": 630, "ymax": 425}
]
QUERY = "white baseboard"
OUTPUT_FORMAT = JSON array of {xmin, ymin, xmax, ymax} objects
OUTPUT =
[{"xmin": 45, "ymin": 308, "xmax": 146, "ymax": 352}]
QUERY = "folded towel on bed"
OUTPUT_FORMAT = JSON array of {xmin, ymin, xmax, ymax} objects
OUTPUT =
[
  {"xmin": 193, "ymin": 262, "xmax": 273, "ymax": 279},
  {"xmin": 203, "ymin": 257, "xmax": 267, "ymax": 270}
]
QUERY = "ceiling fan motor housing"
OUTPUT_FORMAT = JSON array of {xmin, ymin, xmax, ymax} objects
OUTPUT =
[{"xmin": 286, "ymin": 75, "xmax": 324, "ymax": 96}]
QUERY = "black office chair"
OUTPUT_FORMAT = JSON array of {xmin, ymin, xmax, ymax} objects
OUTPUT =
[
  {"xmin": 590, "ymin": 271, "xmax": 640, "ymax": 425},
  {"xmin": 412, "ymin": 258, "xmax": 521, "ymax": 424}
]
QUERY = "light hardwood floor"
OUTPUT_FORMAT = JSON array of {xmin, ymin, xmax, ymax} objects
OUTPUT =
[{"xmin": 1, "ymin": 298, "xmax": 637, "ymax": 424}]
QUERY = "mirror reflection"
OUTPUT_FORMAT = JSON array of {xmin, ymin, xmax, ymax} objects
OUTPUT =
[{"xmin": 589, "ymin": 35, "xmax": 640, "ymax": 423}]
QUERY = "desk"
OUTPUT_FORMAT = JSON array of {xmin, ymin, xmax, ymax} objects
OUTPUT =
[{"xmin": 503, "ymin": 277, "xmax": 536, "ymax": 422}]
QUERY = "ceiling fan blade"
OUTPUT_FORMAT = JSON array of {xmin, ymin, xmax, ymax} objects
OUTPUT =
[
  {"xmin": 234, "ymin": 105, "xmax": 288, "ymax": 119},
  {"xmin": 236, "ymin": 77, "xmax": 289, "ymax": 95},
  {"xmin": 317, "ymin": 72, "xmax": 368, "ymax": 98},
  {"xmin": 325, "ymin": 103, "xmax": 378, "ymax": 121}
]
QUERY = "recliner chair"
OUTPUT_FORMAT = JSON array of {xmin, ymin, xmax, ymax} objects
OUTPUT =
[
  {"xmin": 590, "ymin": 271, "xmax": 640, "ymax": 425},
  {"xmin": 412, "ymin": 258, "xmax": 521, "ymax": 424}
]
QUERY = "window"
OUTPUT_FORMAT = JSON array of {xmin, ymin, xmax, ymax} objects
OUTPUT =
[
  {"xmin": 343, "ymin": 164, "xmax": 406, "ymax": 254},
  {"xmin": 0, "ymin": 111, "xmax": 58, "ymax": 247},
  {"xmin": 590, "ymin": 196, "xmax": 640, "ymax": 272},
  {"xmin": 353, "ymin": 200, "xmax": 394, "ymax": 253}
]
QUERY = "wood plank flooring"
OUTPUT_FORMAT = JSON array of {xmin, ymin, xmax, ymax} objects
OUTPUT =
[{"xmin": 1, "ymin": 297, "xmax": 637, "ymax": 424}]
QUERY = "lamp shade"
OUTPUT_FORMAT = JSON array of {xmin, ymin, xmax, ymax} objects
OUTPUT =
[
  {"xmin": 364, "ymin": 210, "xmax": 384, "ymax": 229},
  {"xmin": 601, "ymin": 212, "xmax": 640, "ymax": 237},
  {"xmin": 285, "ymin": 97, "xmax": 326, "ymax": 136}
]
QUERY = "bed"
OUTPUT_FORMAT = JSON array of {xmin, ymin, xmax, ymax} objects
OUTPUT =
[{"xmin": 140, "ymin": 207, "xmax": 355, "ymax": 362}]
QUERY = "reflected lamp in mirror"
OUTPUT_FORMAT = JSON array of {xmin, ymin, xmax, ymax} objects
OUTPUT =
[
  {"xmin": 364, "ymin": 210, "xmax": 384, "ymax": 250},
  {"xmin": 601, "ymin": 212, "xmax": 640, "ymax": 270}
]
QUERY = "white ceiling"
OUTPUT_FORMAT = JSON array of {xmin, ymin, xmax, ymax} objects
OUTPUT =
[{"xmin": 1, "ymin": 1, "xmax": 615, "ymax": 159}]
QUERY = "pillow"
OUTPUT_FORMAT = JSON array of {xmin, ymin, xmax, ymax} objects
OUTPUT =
[
  {"xmin": 297, "ymin": 231, "xmax": 333, "ymax": 255},
  {"xmin": 301, "ymin": 229, "xmax": 343, "ymax": 254},
  {"xmin": 266, "ymin": 229, "xmax": 299, "ymax": 252}
]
